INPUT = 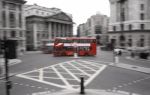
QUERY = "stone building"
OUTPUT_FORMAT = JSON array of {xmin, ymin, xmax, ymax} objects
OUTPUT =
[
  {"xmin": 24, "ymin": 4, "xmax": 73, "ymax": 50},
  {"xmin": 108, "ymin": 0, "xmax": 150, "ymax": 49},
  {"xmin": 0, "ymin": 0, "xmax": 26, "ymax": 53},
  {"xmin": 77, "ymin": 13, "xmax": 109, "ymax": 45}
]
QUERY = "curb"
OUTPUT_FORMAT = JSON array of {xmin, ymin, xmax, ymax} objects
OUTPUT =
[
  {"xmin": 48, "ymin": 89, "xmax": 140, "ymax": 95},
  {"xmin": 126, "ymin": 56, "xmax": 150, "ymax": 62},
  {"xmin": 109, "ymin": 63, "xmax": 150, "ymax": 74}
]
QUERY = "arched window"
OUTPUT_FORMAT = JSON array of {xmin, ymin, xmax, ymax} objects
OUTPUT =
[{"xmin": 119, "ymin": 35, "xmax": 125, "ymax": 41}]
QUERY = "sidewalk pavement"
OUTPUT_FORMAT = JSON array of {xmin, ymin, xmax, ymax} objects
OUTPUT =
[
  {"xmin": 0, "ymin": 58, "xmax": 22, "ymax": 78},
  {"xmin": 110, "ymin": 62, "xmax": 150, "ymax": 74},
  {"xmin": 42, "ymin": 89, "xmax": 140, "ymax": 95},
  {"xmin": 24, "ymin": 51, "xmax": 42, "ymax": 54},
  {"xmin": 0, "ymin": 58, "xmax": 22, "ymax": 66},
  {"xmin": 126, "ymin": 56, "xmax": 150, "ymax": 62}
]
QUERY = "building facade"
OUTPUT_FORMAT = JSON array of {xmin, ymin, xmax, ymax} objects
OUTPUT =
[
  {"xmin": 24, "ymin": 4, "xmax": 73, "ymax": 50},
  {"xmin": 0, "ymin": 0, "xmax": 26, "ymax": 54},
  {"xmin": 77, "ymin": 13, "xmax": 109, "ymax": 45},
  {"xmin": 108, "ymin": 0, "xmax": 150, "ymax": 49}
]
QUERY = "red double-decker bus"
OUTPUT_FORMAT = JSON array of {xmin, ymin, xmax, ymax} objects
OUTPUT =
[{"xmin": 53, "ymin": 37, "xmax": 96, "ymax": 56}]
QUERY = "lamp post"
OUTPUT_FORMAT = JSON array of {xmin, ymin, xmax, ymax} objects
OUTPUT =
[{"xmin": 3, "ymin": 36, "xmax": 11, "ymax": 95}]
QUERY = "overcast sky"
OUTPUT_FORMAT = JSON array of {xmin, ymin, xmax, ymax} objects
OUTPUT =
[{"xmin": 26, "ymin": 0, "xmax": 110, "ymax": 33}]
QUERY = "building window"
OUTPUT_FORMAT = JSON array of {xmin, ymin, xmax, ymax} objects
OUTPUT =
[
  {"xmin": 19, "ymin": 31, "xmax": 23, "ymax": 37},
  {"xmin": 113, "ymin": 26, "xmax": 116, "ymax": 31},
  {"xmin": 120, "ymin": 35, "xmax": 125, "ymax": 41},
  {"xmin": 140, "ymin": 13, "xmax": 144, "ymax": 20},
  {"xmin": 140, "ymin": 24, "xmax": 145, "ymax": 30},
  {"xmin": 140, "ymin": 4, "xmax": 144, "ymax": 10},
  {"xmin": 8, "ymin": 3, "xmax": 16, "ymax": 10},
  {"xmin": 140, "ymin": 38, "xmax": 144, "ymax": 47},
  {"xmin": 11, "ymin": 31, "xmax": 16, "ymax": 37},
  {"xmin": 120, "ymin": 24, "xmax": 124, "ymax": 31},
  {"xmin": 128, "ymin": 39, "xmax": 132, "ymax": 47},
  {"xmin": 2, "ymin": 11, "xmax": 6, "ymax": 27},
  {"xmin": 128, "ymin": 24, "xmax": 132, "ymax": 30},
  {"xmin": 18, "ymin": 5, "xmax": 22, "ymax": 11},
  {"xmin": 19, "ymin": 13, "xmax": 22, "ymax": 28},
  {"xmin": 120, "ymin": 8, "xmax": 125, "ymax": 21},
  {"xmin": 9, "ymin": 12, "xmax": 16, "ymax": 28},
  {"xmin": 95, "ymin": 25, "xmax": 101, "ymax": 34},
  {"xmin": 2, "ymin": 1, "xmax": 6, "ymax": 8}
]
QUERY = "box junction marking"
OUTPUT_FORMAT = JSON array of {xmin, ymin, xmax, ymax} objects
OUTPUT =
[{"xmin": 16, "ymin": 60, "xmax": 107, "ymax": 90}]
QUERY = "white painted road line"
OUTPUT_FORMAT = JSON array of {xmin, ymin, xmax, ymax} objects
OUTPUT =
[
  {"xmin": 52, "ymin": 66, "xmax": 72, "ymax": 89},
  {"xmin": 76, "ymin": 62, "xmax": 96, "ymax": 71},
  {"xmin": 60, "ymin": 64, "xmax": 80, "ymax": 82},
  {"xmin": 39, "ymin": 69, "xmax": 43, "ymax": 81},
  {"xmin": 84, "ymin": 65, "xmax": 107, "ymax": 86},
  {"xmin": 16, "ymin": 59, "xmax": 107, "ymax": 90},
  {"xmin": 78, "ymin": 60, "xmax": 102, "ymax": 68},
  {"xmin": 17, "ymin": 74, "xmax": 67, "ymax": 88},
  {"xmin": 68, "ymin": 61, "xmax": 91, "ymax": 77}
]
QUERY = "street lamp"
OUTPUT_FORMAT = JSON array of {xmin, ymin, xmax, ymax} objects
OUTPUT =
[{"xmin": 3, "ymin": 35, "xmax": 11, "ymax": 95}]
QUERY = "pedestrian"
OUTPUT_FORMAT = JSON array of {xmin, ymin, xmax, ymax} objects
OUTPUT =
[
  {"xmin": 113, "ymin": 48, "xmax": 119, "ymax": 65},
  {"xmin": 118, "ymin": 50, "xmax": 122, "ymax": 56}
]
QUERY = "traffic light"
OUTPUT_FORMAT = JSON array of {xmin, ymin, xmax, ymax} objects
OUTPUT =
[{"xmin": 0, "ymin": 40, "xmax": 5, "ymax": 50}]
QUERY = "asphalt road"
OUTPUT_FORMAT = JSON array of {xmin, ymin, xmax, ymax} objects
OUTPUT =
[{"xmin": 0, "ymin": 49, "xmax": 150, "ymax": 95}]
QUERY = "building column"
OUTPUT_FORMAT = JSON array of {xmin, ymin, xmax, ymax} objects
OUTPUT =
[
  {"xmin": 53, "ymin": 22, "xmax": 57, "ymax": 37},
  {"xmin": 57, "ymin": 23, "xmax": 61, "ymax": 37},
  {"xmin": 6, "ymin": 5, "xmax": 9, "ymax": 28},
  {"xmin": 33, "ymin": 23, "xmax": 38, "ymax": 50},
  {"xmin": 61, "ymin": 24, "xmax": 65, "ymax": 37},
  {"xmin": 64, "ymin": 24, "xmax": 67, "ymax": 37},
  {"xmin": 66, "ymin": 24, "xmax": 69, "ymax": 37},
  {"xmin": 59, "ymin": 23, "xmax": 62, "ymax": 37},
  {"xmin": 48, "ymin": 22, "xmax": 52, "ymax": 40},
  {"xmin": 68, "ymin": 24, "xmax": 72, "ymax": 37}
]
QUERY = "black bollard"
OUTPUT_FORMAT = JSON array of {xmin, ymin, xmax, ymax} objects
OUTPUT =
[{"xmin": 80, "ymin": 75, "xmax": 85, "ymax": 94}]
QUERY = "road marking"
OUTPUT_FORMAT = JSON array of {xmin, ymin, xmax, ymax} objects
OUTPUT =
[
  {"xmin": 78, "ymin": 60, "xmax": 103, "ymax": 69},
  {"xmin": 60, "ymin": 64, "xmax": 80, "ymax": 82},
  {"xmin": 76, "ymin": 62, "xmax": 96, "ymax": 71},
  {"xmin": 82, "ymin": 59, "xmax": 111, "ymax": 64},
  {"xmin": 84, "ymin": 64, "xmax": 107, "ymax": 86},
  {"xmin": 68, "ymin": 61, "xmax": 91, "ymax": 77},
  {"xmin": 52, "ymin": 66, "xmax": 72, "ymax": 89},
  {"xmin": 16, "ymin": 60, "xmax": 107, "ymax": 90},
  {"xmin": 39, "ymin": 69, "xmax": 43, "ymax": 81},
  {"xmin": 17, "ymin": 74, "xmax": 66, "ymax": 88}
]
